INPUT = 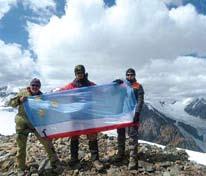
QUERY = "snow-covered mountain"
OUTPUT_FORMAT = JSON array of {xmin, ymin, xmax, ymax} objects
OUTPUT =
[
  {"xmin": 0, "ymin": 86, "xmax": 16, "ymax": 107},
  {"xmin": 140, "ymin": 98, "xmax": 206, "ymax": 152},
  {"xmin": 184, "ymin": 98, "xmax": 206, "ymax": 119},
  {"xmin": 0, "ymin": 86, "xmax": 206, "ymax": 152}
]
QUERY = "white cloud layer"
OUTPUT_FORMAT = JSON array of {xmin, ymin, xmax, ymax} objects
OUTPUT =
[
  {"xmin": 0, "ymin": 0, "xmax": 17, "ymax": 19},
  {"xmin": 22, "ymin": 0, "xmax": 56, "ymax": 13},
  {"xmin": 138, "ymin": 56, "xmax": 206, "ymax": 99},
  {"xmin": 0, "ymin": 40, "xmax": 37, "ymax": 87},
  {"xmin": 25, "ymin": 0, "xmax": 206, "ymax": 98},
  {"xmin": 21, "ymin": 0, "xmax": 56, "ymax": 24},
  {"xmin": 0, "ymin": 0, "xmax": 57, "ymax": 88}
]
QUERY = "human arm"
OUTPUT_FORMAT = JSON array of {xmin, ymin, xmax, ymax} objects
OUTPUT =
[
  {"xmin": 8, "ymin": 92, "xmax": 27, "ymax": 108},
  {"xmin": 133, "ymin": 85, "xmax": 144, "ymax": 123},
  {"xmin": 59, "ymin": 83, "xmax": 74, "ymax": 91}
]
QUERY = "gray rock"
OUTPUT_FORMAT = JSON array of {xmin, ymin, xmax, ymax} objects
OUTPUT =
[
  {"xmin": 38, "ymin": 158, "xmax": 52, "ymax": 174},
  {"xmin": 0, "ymin": 133, "xmax": 206, "ymax": 176},
  {"xmin": 31, "ymin": 174, "xmax": 39, "ymax": 176},
  {"xmin": 78, "ymin": 150, "xmax": 86, "ymax": 159},
  {"xmin": 145, "ymin": 164, "xmax": 155, "ymax": 173},
  {"xmin": 160, "ymin": 161, "xmax": 172, "ymax": 168},
  {"xmin": 163, "ymin": 171, "xmax": 171, "ymax": 176},
  {"xmin": 107, "ymin": 167, "xmax": 121, "ymax": 176},
  {"xmin": 0, "ymin": 153, "xmax": 11, "ymax": 162}
]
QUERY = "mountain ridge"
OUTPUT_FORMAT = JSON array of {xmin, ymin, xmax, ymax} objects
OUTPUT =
[{"xmin": 1, "ymin": 86, "xmax": 206, "ymax": 152}]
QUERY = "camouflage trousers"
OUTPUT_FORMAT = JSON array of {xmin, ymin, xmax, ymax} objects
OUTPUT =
[
  {"xmin": 15, "ymin": 115, "xmax": 58, "ymax": 170},
  {"xmin": 117, "ymin": 126, "xmax": 138, "ymax": 159}
]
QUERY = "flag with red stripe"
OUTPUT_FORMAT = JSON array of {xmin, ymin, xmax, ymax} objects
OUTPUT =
[{"xmin": 24, "ymin": 82, "xmax": 137, "ymax": 139}]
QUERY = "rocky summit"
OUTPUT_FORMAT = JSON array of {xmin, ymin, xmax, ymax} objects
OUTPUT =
[{"xmin": 0, "ymin": 133, "xmax": 206, "ymax": 176}]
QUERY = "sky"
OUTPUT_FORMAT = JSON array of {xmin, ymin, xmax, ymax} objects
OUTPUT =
[{"xmin": 0, "ymin": 0, "xmax": 206, "ymax": 99}]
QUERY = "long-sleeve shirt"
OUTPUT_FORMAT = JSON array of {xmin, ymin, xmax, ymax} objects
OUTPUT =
[{"xmin": 131, "ymin": 81, "xmax": 144, "ymax": 113}]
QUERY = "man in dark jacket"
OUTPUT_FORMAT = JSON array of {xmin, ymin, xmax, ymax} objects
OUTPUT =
[
  {"xmin": 59, "ymin": 65, "xmax": 103, "ymax": 170},
  {"xmin": 9, "ymin": 78, "xmax": 60, "ymax": 176},
  {"xmin": 114, "ymin": 68, "xmax": 144, "ymax": 170}
]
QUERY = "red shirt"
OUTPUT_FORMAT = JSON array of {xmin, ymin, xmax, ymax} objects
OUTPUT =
[{"xmin": 60, "ymin": 80, "xmax": 95, "ymax": 91}]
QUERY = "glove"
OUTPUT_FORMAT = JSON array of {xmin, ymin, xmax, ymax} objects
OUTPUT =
[
  {"xmin": 19, "ymin": 96, "xmax": 27, "ymax": 103},
  {"xmin": 133, "ymin": 112, "xmax": 140, "ymax": 123},
  {"xmin": 113, "ymin": 79, "xmax": 124, "ymax": 85}
]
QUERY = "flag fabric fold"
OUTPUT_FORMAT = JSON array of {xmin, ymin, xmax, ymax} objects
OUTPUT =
[{"xmin": 23, "ymin": 82, "xmax": 137, "ymax": 139}]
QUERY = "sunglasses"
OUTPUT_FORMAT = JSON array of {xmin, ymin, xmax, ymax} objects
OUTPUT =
[
  {"xmin": 126, "ymin": 74, "xmax": 135, "ymax": 76},
  {"xmin": 31, "ymin": 84, "xmax": 40, "ymax": 87},
  {"xmin": 76, "ymin": 72, "xmax": 84, "ymax": 75}
]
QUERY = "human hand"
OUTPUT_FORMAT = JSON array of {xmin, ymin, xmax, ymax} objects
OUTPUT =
[
  {"xmin": 113, "ymin": 79, "xmax": 124, "ymax": 85},
  {"xmin": 19, "ymin": 96, "xmax": 27, "ymax": 103},
  {"xmin": 133, "ymin": 112, "xmax": 140, "ymax": 123},
  {"xmin": 50, "ymin": 88, "xmax": 61, "ymax": 92}
]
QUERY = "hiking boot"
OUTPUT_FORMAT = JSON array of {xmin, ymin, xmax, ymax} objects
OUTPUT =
[
  {"xmin": 17, "ymin": 170, "xmax": 25, "ymax": 176},
  {"xmin": 68, "ymin": 159, "xmax": 81, "ymax": 170},
  {"xmin": 112, "ymin": 153, "xmax": 125, "ymax": 163},
  {"xmin": 93, "ymin": 160, "xmax": 104, "ymax": 171},
  {"xmin": 51, "ymin": 159, "xmax": 63, "ymax": 173},
  {"xmin": 17, "ymin": 169, "xmax": 29, "ymax": 176}
]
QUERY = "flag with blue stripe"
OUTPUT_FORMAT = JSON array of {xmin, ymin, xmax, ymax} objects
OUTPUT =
[{"xmin": 23, "ymin": 82, "xmax": 137, "ymax": 138}]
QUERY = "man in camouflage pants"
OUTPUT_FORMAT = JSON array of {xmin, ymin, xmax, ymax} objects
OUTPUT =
[
  {"xmin": 9, "ymin": 78, "xmax": 60, "ymax": 176},
  {"xmin": 114, "ymin": 68, "xmax": 144, "ymax": 170}
]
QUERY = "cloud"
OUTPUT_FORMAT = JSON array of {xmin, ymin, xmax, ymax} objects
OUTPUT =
[
  {"xmin": 0, "ymin": 0, "xmax": 40, "ymax": 88},
  {"xmin": 137, "ymin": 56, "xmax": 206, "ymax": 99},
  {"xmin": 22, "ymin": 0, "xmax": 56, "ymax": 24},
  {"xmin": 0, "ymin": 0, "xmax": 17, "ymax": 20},
  {"xmin": 162, "ymin": 0, "xmax": 183, "ymax": 6},
  {"xmin": 27, "ymin": 0, "xmax": 206, "ymax": 97},
  {"xmin": 22, "ymin": 0, "xmax": 56, "ymax": 13},
  {"xmin": 0, "ymin": 40, "xmax": 37, "ymax": 87}
]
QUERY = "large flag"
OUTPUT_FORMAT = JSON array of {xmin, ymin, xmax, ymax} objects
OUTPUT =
[{"xmin": 24, "ymin": 82, "xmax": 137, "ymax": 139}]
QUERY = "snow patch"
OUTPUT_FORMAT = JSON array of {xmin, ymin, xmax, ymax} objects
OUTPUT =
[
  {"xmin": 139, "ymin": 140, "xmax": 206, "ymax": 166},
  {"xmin": 0, "ymin": 109, "xmax": 16, "ymax": 135}
]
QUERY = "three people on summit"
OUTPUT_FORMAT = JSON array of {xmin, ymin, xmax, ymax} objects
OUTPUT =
[{"xmin": 9, "ymin": 65, "xmax": 144, "ymax": 175}]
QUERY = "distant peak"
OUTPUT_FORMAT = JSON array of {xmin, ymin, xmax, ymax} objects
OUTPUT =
[{"xmin": 0, "ymin": 86, "xmax": 8, "ymax": 92}]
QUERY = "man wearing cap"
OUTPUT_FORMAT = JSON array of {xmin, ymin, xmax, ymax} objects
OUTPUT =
[
  {"xmin": 59, "ymin": 65, "xmax": 104, "ymax": 170},
  {"xmin": 9, "ymin": 78, "xmax": 60, "ymax": 176},
  {"xmin": 114, "ymin": 68, "xmax": 144, "ymax": 170}
]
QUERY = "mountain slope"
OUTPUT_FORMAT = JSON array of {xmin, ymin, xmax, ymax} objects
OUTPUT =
[
  {"xmin": 184, "ymin": 98, "xmax": 206, "ymax": 119},
  {"xmin": 1, "ymin": 85, "xmax": 206, "ymax": 152},
  {"xmin": 0, "ymin": 86, "xmax": 16, "ymax": 107},
  {"xmin": 139, "ymin": 102, "xmax": 203, "ymax": 152}
]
